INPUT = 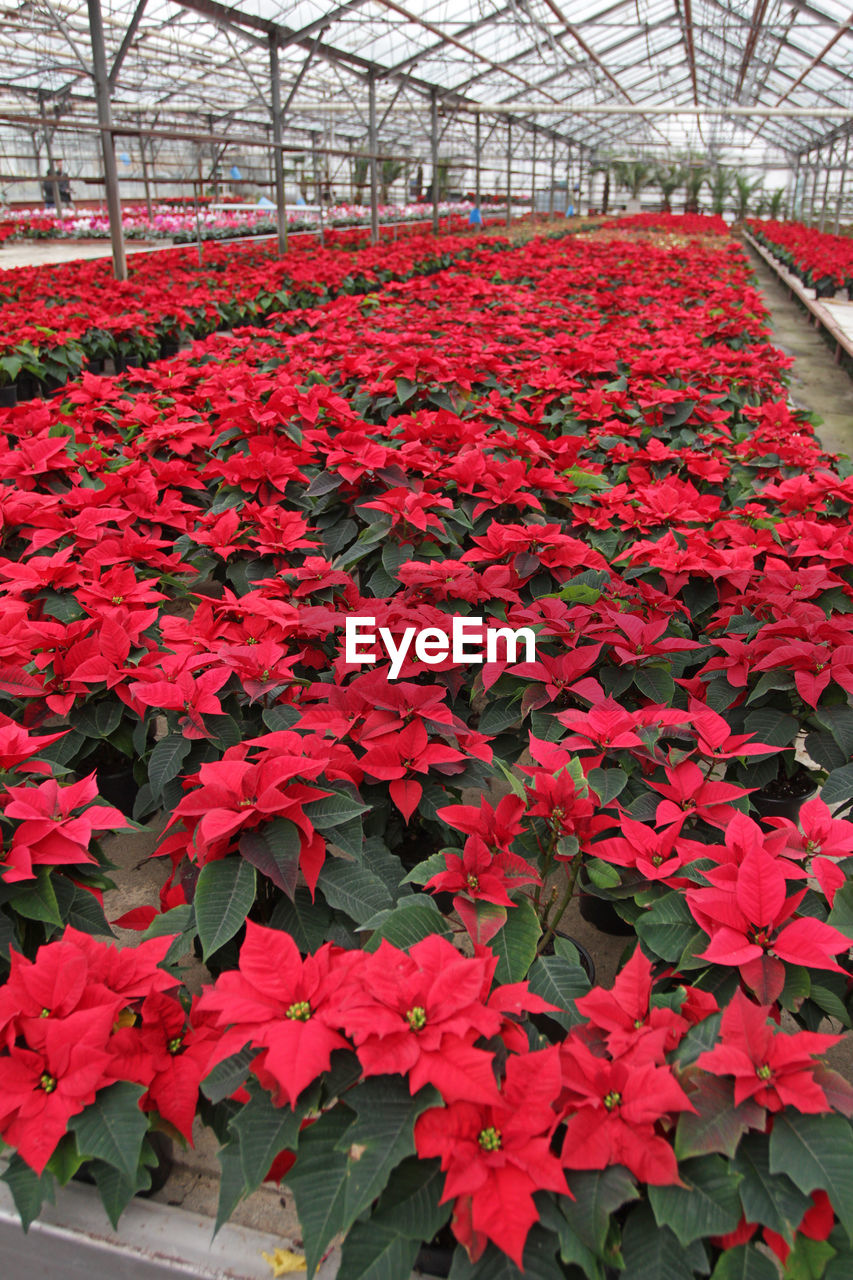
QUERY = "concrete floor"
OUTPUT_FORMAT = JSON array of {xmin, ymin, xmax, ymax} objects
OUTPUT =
[
  {"xmin": 744, "ymin": 244, "xmax": 853, "ymax": 459},
  {"xmin": 0, "ymin": 239, "xmax": 162, "ymax": 269}
]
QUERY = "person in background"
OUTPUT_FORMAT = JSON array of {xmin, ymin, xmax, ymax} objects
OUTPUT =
[{"xmin": 43, "ymin": 159, "xmax": 73, "ymax": 212}]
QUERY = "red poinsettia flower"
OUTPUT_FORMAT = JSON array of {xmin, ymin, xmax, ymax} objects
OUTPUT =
[
  {"xmin": 558, "ymin": 1034, "xmax": 694, "ymax": 1185},
  {"xmin": 696, "ymin": 987, "xmax": 846, "ymax": 1117},
  {"xmin": 196, "ymin": 922, "xmax": 355, "ymax": 1108},
  {"xmin": 414, "ymin": 1048, "xmax": 567, "ymax": 1268},
  {"xmin": 0, "ymin": 1007, "xmax": 116, "ymax": 1173},
  {"xmin": 338, "ymin": 934, "xmax": 502, "ymax": 1103}
]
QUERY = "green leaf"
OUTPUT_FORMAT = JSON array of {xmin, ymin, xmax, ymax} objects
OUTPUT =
[
  {"xmin": 194, "ymin": 858, "xmax": 256, "ymax": 961},
  {"xmin": 66, "ymin": 885, "xmax": 115, "ymax": 937},
  {"xmin": 488, "ymin": 895, "xmax": 541, "ymax": 984},
  {"xmin": 215, "ymin": 1138, "xmax": 250, "ymax": 1235},
  {"xmin": 70, "ymin": 1082, "xmax": 149, "ymax": 1183},
  {"xmin": 317, "ymin": 860, "xmax": 393, "ymax": 925},
  {"xmin": 337, "ymin": 1224, "xmax": 421, "ymax": 1280},
  {"xmin": 201, "ymin": 1044, "xmax": 255, "ymax": 1104},
  {"xmin": 527, "ymin": 954, "xmax": 591, "ymax": 1031},
  {"xmin": 305, "ymin": 789, "xmax": 371, "ymax": 830},
  {"xmin": 675, "ymin": 1073, "xmax": 764, "ymax": 1160},
  {"xmin": 46, "ymin": 1133, "xmax": 85, "ymax": 1186},
  {"xmin": 583, "ymin": 856, "xmax": 622, "ymax": 890},
  {"xmin": 363, "ymin": 895, "xmax": 451, "ymax": 950},
  {"xmin": 284, "ymin": 1106, "xmax": 356, "ymax": 1278},
  {"xmin": 827, "ymin": 882, "xmax": 853, "ymax": 941},
  {"xmin": 709, "ymin": 1245, "xmax": 779, "ymax": 1280},
  {"xmin": 479, "ymin": 698, "xmax": 523, "ymax": 735},
  {"xmin": 783, "ymin": 1235, "xmax": 837, "ymax": 1280},
  {"xmin": 732, "ymin": 1133, "xmax": 810, "ymax": 1244},
  {"xmin": 90, "ymin": 1157, "xmax": 153, "ymax": 1230},
  {"xmin": 620, "ymin": 1203, "xmax": 703, "ymax": 1280},
  {"xmin": 231, "ymin": 1080, "xmax": 305, "ymax": 1195},
  {"xmin": 649, "ymin": 1154, "xmax": 743, "ymax": 1246},
  {"xmin": 148, "ymin": 733, "xmax": 192, "ymax": 799},
  {"xmin": 239, "ymin": 818, "xmax": 301, "ymax": 896},
  {"xmin": 262, "ymin": 704, "xmax": 300, "ymax": 731},
  {"xmin": 819, "ymin": 765, "xmax": 853, "ymax": 813},
  {"xmin": 586, "ymin": 768, "xmax": 627, "ymax": 806},
  {"xmin": 395, "ymin": 376, "xmax": 417, "ymax": 404},
  {"xmin": 634, "ymin": 665, "xmax": 675, "ymax": 704},
  {"xmin": 560, "ymin": 1166, "xmax": 639, "ymax": 1256},
  {"xmin": 448, "ymin": 1225, "xmax": 565, "ymax": 1279},
  {"xmin": 636, "ymin": 890, "xmax": 707, "ymax": 967},
  {"xmin": 368, "ymin": 1156, "xmax": 449, "ymax": 1241},
  {"xmin": 9, "ymin": 868, "xmax": 62, "ymax": 926},
  {"xmin": 1, "ymin": 1153, "xmax": 54, "ymax": 1232},
  {"xmin": 770, "ymin": 1113, "xmax": 853, "ymax": 1239},
  {"xmin": 671, "ymin": 1011, "xmax": 723, "ymax": 1067},
  {"xmin": 400, "ymin": 850, "xmax": 446, "ymax": 886},
  {"xmin": 337, "ymin": 1077, "xmax": 439, "ymax": 1222},
  {"xmin": 270, "ymin": 885, "xmax": 333, "ymax": 953}
]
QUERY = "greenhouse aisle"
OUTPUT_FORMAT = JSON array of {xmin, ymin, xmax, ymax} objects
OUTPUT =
[{"xmin": 745, "ymin": 244, "xmax": 853, "ymax": 459}]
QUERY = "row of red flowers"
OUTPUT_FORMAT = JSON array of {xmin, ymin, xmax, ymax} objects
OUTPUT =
[
  {"xmin": 0, "ymin": 215, "xmax": 850, "ymax": 1277},
  {"xmin": 747, "ymin": 218, "xmax": 853, "ymax": 295}
]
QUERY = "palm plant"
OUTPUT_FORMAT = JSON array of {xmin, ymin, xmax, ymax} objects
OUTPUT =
[
  {"xmin": 707, "ymin": 167, "xmax": 734, "ymax": 215},
  {"xmin": 768, "ymin": 188, "xmax": 787, "ymax": 218},
  {"xmin": 684, "ymin": 163, "xmax": 710, "ymax": 213},
  {"xmin": 734, "ymin": 172, "xmax": 763, "ymax": 221},
  {"xmin": 380, "ymin": 158, "xmax": 404, "ymax": 204},
  {"xmin": 612, "ymin": 159, "xmax": 654, "ymax": 201},
  {"xmin": 654, "ymin": 162, "xmax": 687, "ymax": 213},
  {"xmin": 589, "ymin": 153, "xmax": 612, "ymax": 214}
]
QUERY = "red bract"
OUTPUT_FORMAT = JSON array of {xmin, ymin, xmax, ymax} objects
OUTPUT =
[
  {"xmin": 558, "ymin": 1035, "xmax": 694, "ymax": 1184},
  {"xmin": 196, "ymin": 921, "xmax": 354, "ymax": 1108},
  {"xmin": 414, "ymin": 1048, "xmax": 567, "ymax": 1268},
  {"xmin": 0, "ymin": 1010, "xmax": 115, "ymax": 1173},
  {"xmin": 1, "ymin": 773, "xmax": 127, "ymax": 882},
  {"xmin": 686, "ymin": 844, "xmax": 850, "ymax": 1002},
  {"xmin": 695, "ymin": 988, "xmax": 845, "ymax": 1114},
  {"xmin": 338, "ymin": 934, "xmax": 502, "ymax": 1103}
]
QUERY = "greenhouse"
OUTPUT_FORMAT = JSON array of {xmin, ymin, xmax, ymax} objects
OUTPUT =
[{"xmin": 4, "ymin": 3, "xmax": 853, "ymax": 1279}]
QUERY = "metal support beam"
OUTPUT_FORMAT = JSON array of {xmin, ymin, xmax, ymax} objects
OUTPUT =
[
  {"xmin": 368, "ymin": 70, "xmax": 379, "ymax": 245},
  {"xmin": 475, "ymin": 112, "xmax": 481, "ymax": 211},
  {"xmin": 531, "ymin": 125, "xmax": 537, "ymax": 215},
  {"xmin": 109, "ymin": 0, "xmax": 147, "ymax": 89},
  {"xmin": 139, "ymin": 132, "xmax": 153, "ymax": 219},
  {"xmin": 38, "ymin": 93, "xmax": 61, "ymax": 216},
  {"xmin": 549, "ymin": 134, "xmax": 556, "ymax": 219},
  {"xmin": 87, "ymin": 0, "xmax": 127, "ymax": 280},
  {"xmin": 430, "ymin": 87, "xmax": 439, "ymax": 235},
  {"xmin": 835, "ymin": 136, "xmax": 849, "ymax": 234},
  {"xmin": 506, "ymin": 117, "xmax": 512, "ymax": 230},
  {"xmin": 820, "ymin": 144, "xmax": 833, "ymax": 231},
  {"xmin": 269, "ymin": 36, "xmax": 287, "ymax": 254}
]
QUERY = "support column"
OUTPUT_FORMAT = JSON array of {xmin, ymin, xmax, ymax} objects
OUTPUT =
[
  {"xmin": 475, "ymin": 112, "xmax": 481, "ymax": 212},
  {"xmin": 549, "ymin": 135, "xmax": 556, "ymax": 220},
  {"xmin": 530, "ymin": 125, "xmax": 537, "ymax": 219},
  {"xmin": 139, "ymin": 134, "xmax": 153, "ymax": 221},
  {"xmin": 39, "ymin": 94, "xmax": 61, "ymax": 217},
  {"xmin": 269, "ymin": 36, "xmax": 288, "ymax": 254},
  {"xmin": 809, "ymin": 162, "xmax": 820, "ymax": 225},
  {"xmin": 430, "ymin": 87, "xmax": 439, "ymax": 235},
  {"xmin": 820, "ymin": 144, "xmax": 833, "ymax": 231},
  {"xmin": 835, "ymin": 136, "xmax": 849, "ymax": 234},
  {"xmin": 506, "ymin": 116, "xmax": 512, "ymax": 229},
  {"xmin": 369, "ymin": 70, "xmax": 379, "ymax": 244},
  {"xmin": 87, "ymin": 0, "xmax": 127, "ymax": 279},
  {"xmin": 789, "ymin": 153, "xmax": 800, "ymax": 220}
]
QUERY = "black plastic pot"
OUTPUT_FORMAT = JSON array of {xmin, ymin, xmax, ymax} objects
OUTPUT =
[
  {"xmin": 577, "ymin": 869, "xmax": 635, "ymax": 937},
  {"xmin": 95, "ymin": 764, "xmax": 139, "ymax": 818},
  {"xmin": 814, "ymin": 277, "xmax": 838, "ymax": 299},
  {"xmin": 414, "ymin": 1224, "xmax": 455, "ymax": 1277},
  {"xmin": 86, "ymin": 358, "xmax": 105, "ymax": 375},
  {"xmin": 752, "ymin": 785, "xmax": 818, "ymax": 823},
  {"xmin": 159, "ymin": 340, "xmax": 180, "ymax": 359},
  {"xmin": 0, "ymin": 383, "xmax": 17, "ymax": 408}
]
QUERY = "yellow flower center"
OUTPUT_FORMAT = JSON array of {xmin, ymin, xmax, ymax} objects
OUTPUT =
[
  {"xmin": 406, "ymin": 1006, "xmax": 427, "ymax": 1032},
  {"xmin": 478, "ymin": 1126, "xmax": 502, "ymax": 1151},
  {"xmin": 286, "ymin": 1001, "xmax": 311, "ymax": 1021}
]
